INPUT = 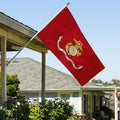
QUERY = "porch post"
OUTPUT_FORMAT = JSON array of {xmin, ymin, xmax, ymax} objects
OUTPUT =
[
  {"xmin": 90, "ymin": 92, "xmax": 93, "ymax": 118},
  {"xmin": 115, "ymin": 88, "xmax": 118, "ymax": 120},
  {"xmin": 1, "ymin": 37, "xmax": 7, "ymax": 108},
  {"xmin": 41, "ymin": 52, "xmax": 46, "ymax": 103},
  {"xmin": 79, "ymin": 89, "xmax": 82, "ymax": 114}
]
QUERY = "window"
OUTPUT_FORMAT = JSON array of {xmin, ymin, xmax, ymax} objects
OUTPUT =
[
  {"xmin": 83, "ymin": 94, "xmax": 88, "ymax": 114},
  {"xmin": 12, "ymin": 60, "xmax": 19, "ymax": 64},
  {"xmin": 30, "ymin": 94, "xmax": 39, "ymax": 98},
  {"xmin": 29, "ymin": 94, "xmax": 39, "ymax": 102},
  {"xmin": 73, "ymin": 92, "xmax": 79, "ymax": 97},
  {"xmin": 60, "ymin": 94, "xmax": 70, "ymax": 100},
  {"xmin": 46, "ymin": 93, "xmax": 57, "ymax": 98}
]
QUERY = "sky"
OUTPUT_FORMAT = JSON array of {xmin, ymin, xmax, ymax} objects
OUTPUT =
[{"xmin": 0, "ymin": 0, "xmax": 120, "ymax": 82}]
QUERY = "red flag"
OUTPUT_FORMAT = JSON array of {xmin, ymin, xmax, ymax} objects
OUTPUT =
[{"xmin": 37, "ymin": 7, "xmax": 105, "ymax": 86}]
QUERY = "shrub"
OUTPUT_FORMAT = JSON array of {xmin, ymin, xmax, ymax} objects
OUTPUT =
[
  {"xmin": 4, "ymin": 97, "xmax": 73, "ymax": 120},
  {"xmin": 6, "ymin": 74, "xmax": 20, "ymax": 97},
  {"xmin": 5, "ymin": 95, "xmax": 30, "ymax": 120},
  {"xmin": 68, "ymin": 114, "xmax": 79, "ymax": 120},
  {"xmin": 29, "ymin": 102, "xmax": 44, "ymax": 120},
  {"xmin": 29, "ymin": 98, "xmax": 73, "ymax": 120},
  {"xmin": 0, "ymin": 109, "xmax": 6, "ymax": 120}
]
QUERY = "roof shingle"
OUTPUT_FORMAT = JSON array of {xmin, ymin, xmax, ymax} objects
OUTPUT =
[
  {"xmin": 7, "ymin": 58, "xmax": 81, "ymax": 91},
  {"xmin": 7, "ymin": 58, "xmax": 94, "ymax": 91}
]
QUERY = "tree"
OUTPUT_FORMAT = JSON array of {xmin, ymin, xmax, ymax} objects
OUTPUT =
[
  {"xmin": 111, "ymin": 79, "xmax": 120, "ymax": 86},
  {"xmin": 0, "ymin": 72, "xmax": 20, "ymax": 97},
  {"xmin": 91, "ymin": 79, "xmax": 99, "ymax": 83},
  {"xmin": 6, "ymin": 74, "xmax": 20, "ymax": 96},
  {"xmin": 91, "ymin": 79, "xmax": 103, "ymax": 84}
]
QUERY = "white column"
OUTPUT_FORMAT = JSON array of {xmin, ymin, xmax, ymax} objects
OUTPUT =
[
  {"xmin": 1, "ymin": 37, "xmax": 7, "ymax": 108},
  {"xmin": 79, "ymin": 90, "xmax": 82, "ymax": 114},
  {"xmin": 115, "ymin": 89, "xmax": 118, "ymax": 120}
]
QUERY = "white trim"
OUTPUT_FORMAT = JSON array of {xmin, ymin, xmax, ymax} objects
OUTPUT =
[{"xmin": 82, "ymin": 86, "xmax": 120, "ymax": 91}]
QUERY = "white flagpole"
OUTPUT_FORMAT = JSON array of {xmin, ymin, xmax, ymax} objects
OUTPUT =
[
  {"xmin": 7, "ymin": 2, "xmax": 70, "ymax": 66},
  {"xmin": 7, "ymin": 33, "xmax": 38, "ymax": 65}
]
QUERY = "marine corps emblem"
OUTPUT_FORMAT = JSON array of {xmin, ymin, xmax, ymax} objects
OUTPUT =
[
  {"xmin": 65, "ymin": 38, "xmax": 83, "ymax": 57},
  {"xmin": 57, "ymin": 36, "xmax": 83, "ymax": 69}
]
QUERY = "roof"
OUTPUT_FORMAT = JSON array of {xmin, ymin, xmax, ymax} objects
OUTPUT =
[
  {"xmin": 0, "ymin": 12, "xmax": 37, "ymax": 33},
  {"xmin": 6, "ymin": 58, "xmax": 95, "ymax": 92},
  {"xmin": 6, "ymin": 57, "xmax": 120, "ymax": 93},
  {"xmin": 0, "ymin": 12, "xmax": 47, "ymax": 53},
  {"xmin": 6, "ymin": 58, "xmax": 79, "ymax": 91}
]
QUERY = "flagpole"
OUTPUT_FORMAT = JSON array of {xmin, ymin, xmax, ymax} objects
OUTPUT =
[
  {"xmin": 7, "ymin": 2, "xmax": 70, "ymax": 65},
  {"xmin": 7, "ymin": 32, "xmax": 38, "ymax": 66}
]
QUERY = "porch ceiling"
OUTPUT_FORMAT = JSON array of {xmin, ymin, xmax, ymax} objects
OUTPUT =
[{"xmin": 0, "ymin": 12, "xmax": 48, "ymax": 53}]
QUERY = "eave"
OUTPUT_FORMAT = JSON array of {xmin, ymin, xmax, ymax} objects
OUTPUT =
[{"xmin": 0, "ymin": 12, "xmax": 48, "ymax": 53}]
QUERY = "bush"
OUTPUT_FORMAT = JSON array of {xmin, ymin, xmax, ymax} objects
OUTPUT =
[
  {"xmin": 4, "ymin": 97, "xmax": 73, "ymax": 120},
  {"xmin": 6, "ymin": 74, "xmax": 20, "ymax": 97},
  {"xmin": 29, "ymin": 103, "xmax": 44, "ymax": 120},
  {"xmin": 0, "ymin": 109, "xmax": 6, "ymax": 120},
  {"xmin": 68, "ymin": 114, "xmax": 79, "ymax": 120},
  {"xmin": 29, "ymin": 98, "xmax": 73, "ymax": 120},
  {"xmin": 0, "ymin": 73, "xmax": 20, "ymax": 98},
  {"xmin": 5, "ymin": 95, "xmax": 30, "ymax": 120}
]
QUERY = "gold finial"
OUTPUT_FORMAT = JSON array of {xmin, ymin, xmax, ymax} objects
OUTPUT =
[{"xmin": 66, "ymin": 2, "xmax": 70, "ymax": 6}]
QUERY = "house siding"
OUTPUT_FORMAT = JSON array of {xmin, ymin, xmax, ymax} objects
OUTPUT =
[{"xmin": 72, "ymin": 92, "xmax": 82, "ymax": 113}]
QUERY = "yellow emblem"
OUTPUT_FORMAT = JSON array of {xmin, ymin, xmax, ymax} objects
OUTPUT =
[{"xmin": 65, "ymin": 39, "xmax": 83, "ymax": 57}]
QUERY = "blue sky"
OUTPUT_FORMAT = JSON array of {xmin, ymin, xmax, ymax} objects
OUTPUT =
[{"xmin": 1, "ymin": 0, "xmax": 120, "ymax": 82}]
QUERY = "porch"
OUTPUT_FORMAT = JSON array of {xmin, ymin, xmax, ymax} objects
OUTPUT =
[
  {"xmin": 0, "ymin": 12, "xmax": 48, "ymax": 107},
  {"xmin": 81, "ymin": 86, "xmax": 120, "ymax": 120}
]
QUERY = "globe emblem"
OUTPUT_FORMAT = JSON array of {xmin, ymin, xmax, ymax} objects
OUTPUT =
[{"xmin": 69, "ymin": 45, "xmax": 77, "ymax": 56}]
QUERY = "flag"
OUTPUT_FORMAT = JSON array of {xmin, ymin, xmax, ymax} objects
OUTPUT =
[{"xmin": 37, "ymin": 6, "xmax": 105, "ymax": 86}]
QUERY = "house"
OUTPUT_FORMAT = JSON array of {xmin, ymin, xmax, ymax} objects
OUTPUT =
[
  {"xmin": 0, "ymin": 11, "xmax": 119, "ymax": 119},
  {"xmin": 6, "ymin": 57, "xmax": 120, "ymax": 119}
]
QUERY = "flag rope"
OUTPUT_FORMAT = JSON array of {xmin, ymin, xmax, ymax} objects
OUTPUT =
[{"xmin": 7, "ymin": 2, "xmax": 70, "ymax": 66}]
